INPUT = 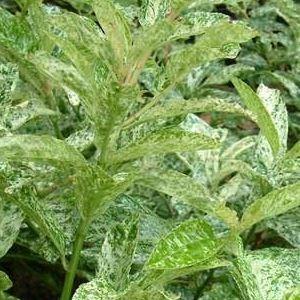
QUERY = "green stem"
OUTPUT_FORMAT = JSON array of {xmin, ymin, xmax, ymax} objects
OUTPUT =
[{"xmin": 60, "ymin": 218, "xmax": 89, "ymax": 300}]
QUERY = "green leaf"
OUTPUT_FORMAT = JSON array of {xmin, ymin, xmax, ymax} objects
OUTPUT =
[
  {"xmin": 112, "ymin": 127, "xmax": 220, "ymax": 163},
  {"xmin": 284, "ymin": 285, "xmax": 300, "ymax": 300},
  {"xmin": 0, "ymin": 134, "xmax": 86, "ymax": 166},
  {"xmin": 0, "ymin": 200, "xmax": 23, "ymax": 258},
  {"xmin": 171, "ymin": 0, "xmax": 192, "ymax": 14},
  {"xmin": 93, "ymin": 0, "xmax": 132, "ymax": 69},
  {"xmin": 165, "ymin": 22, "xmax": 257, "ymax": 86},
  {"xmin": 232, "ymin": 78, "xmax": 288, "ymax": 158},
  {"xmin": 138, "ymin": 170, "xmax": 214, "ymax": 213},
  {"xmin": 231, "ymin": 248, "xmax": 300, "ymax": 300},
  {"xmin": 136, "ymin": 97, "xmax": 255, "ymax": 126},
  {"xmin": 97, "ymin": 215, "xmax": 139, "ymax": 290},
  {"xmin": 240, "ymin": 182, "xmax": 300, "ymax": 231},
  {"xmin": 147, "ymin": 219, "xmax": 220, "ymax": 269},
  {"xmin": 0, "ymin": 271, "xmax": 12, "ymax": 291},
  {"xmin": 285, "ymin": 141, "xmax": 300, "ymax": 159}
]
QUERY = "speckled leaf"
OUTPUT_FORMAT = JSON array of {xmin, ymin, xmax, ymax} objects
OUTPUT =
[
  {"xmin": 232, "ymin": 78, "xmax": 288, "ymax": 158},
  {"xmin": 147, "ymin": 219, "xmax": 219, "ymax": 269},
  {"xmin": 72, "ymin": 279, "xmax": 117, "ymax": 300},
  {"xmin": 4, "ymin": 188, "xmax": 66, "ymax": 257},
  {"xmin": 173, "ymin": 12, "xmax": 229, "ymax": 39},
  {"xmin": 137, "ymin": 97, "xmax": 255, "ymax": 125},
  {"xmin": 75, "ymin": 167, "xmax": 135, "ymax": 220},
  {"xmin": 166, "ymin": 22, "xmax": 256, "ymax": 86},
  {"xmin": 40, "ymin": 9, "xmax": 112, "ymax": 81},
  {"xmin": 0, "ymin": 200, "xmax": 23, "ymax": 259},
  {"xmin": 139, "ymin": 0, "xmax": 170, "ymax": 26},
  {"xmin": 112, "ymin": 127, "xmax": 220, "ymax": 163},
  {"xmin": 0, "ymin": 62, "xmax": 18, "ymax": 105},
  {"xmin": 125, "ymin": 20, "xmax": 175, "ymax": 84},
  {"xmin": 0, "ymin": 134, "xmax": 86, "ymax": 166},
  {"xmin": 143, "ymin": 258, "xmax": 228, "ymax": 288},
  {"xmin": 93, "ymin": 0, "xmax": 132, "ymax": 67},
  {"xmin": 204, "ymin": 63, "xmax": 255, "ymax": 86},
  {"xmin": 97, "ymin": 215, "xmax": 139, "ymax": 290},
  {"xmin": 66, "ymin": 128, "xmax": 95, "ymax": 152},
  {"xmin": 5, "ymin": 100, "xmax": 56, "ymax": 130},
  {"xmin": 241, "ymin": 182, "xmax": 300, "ymax": 231},
  {"xmin": 232, "ymin": 248, "xmax": 300, "ymax": 300},
  {"xmin": 222, "ymin": 136, "xmax": 257, "ymax": 160},
  {"xmin": 29, "ymin": 53, "xmax": 95, "ymax": 113},
  {"xmin": 139, "ymin": 170, "xmax": 214, "ymax": 213},
  {"xmin": 265, "ymin": 208, "xmax": 300, "ymax": 248},
  {"xmin": 217, "ymin": 160, "xmax": 272, "ymax": 194}
]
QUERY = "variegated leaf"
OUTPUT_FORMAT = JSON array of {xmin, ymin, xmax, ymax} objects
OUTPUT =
[
  {"xmin": 241, "ymin": 182, "xmax": 300, "ymax": 231},
  {"xmin": 139, "ymin": 0, "xmax": 170, "ymax": 26},
  {"xmin": 112, "ymin": 127, "xmax": 220, "ymax": 163},
  {"xmin": 135, "ymin": 97, "xmax": 254, "ymax": 126},
  {"xmin": 232, "ymin": 78, "xmax": 288, "ymax": 159},
  {"xmin": 147, "ymin": 219, "xmax": 220, "ymax": 269},
  {"xmin": 0, "ymin": 134, "xmax": 86, "ymax": 166},
  {"xmin": 232, "ymin": 248, "xmax": 300, "ymax": 300},
  {"xmin": 0, "ymin": 200, "xmax": 23, "ymax": 258},
  {"xmin": 97, "ymin": 215, "xmax": 139, "ymax": 290}
]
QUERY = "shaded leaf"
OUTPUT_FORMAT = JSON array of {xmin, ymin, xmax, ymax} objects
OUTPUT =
[
  {"xmin": 0, "ymin": 200, "xmax": 23, "ymax": 258},
  {"xmin": 4, "ymin": 187, "xmax": 67, "ymax": 257},
  {"xmin": 265, "ymin": 208, "xmax": 300, "ymax": 248},
  {"xmin": 0, "ymin": 271, "xmax": 12, "ymax": 291}
]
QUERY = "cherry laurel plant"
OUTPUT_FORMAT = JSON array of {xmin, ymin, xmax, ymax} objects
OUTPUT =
[{"xmin": 0, "ymin": 0, "xmax": 299, "ymax": 299}]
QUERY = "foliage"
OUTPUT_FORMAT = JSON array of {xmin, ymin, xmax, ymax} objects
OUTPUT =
[{"xmin": 0, "ymin": 0, "xmax": 299, "ymax": 299}]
